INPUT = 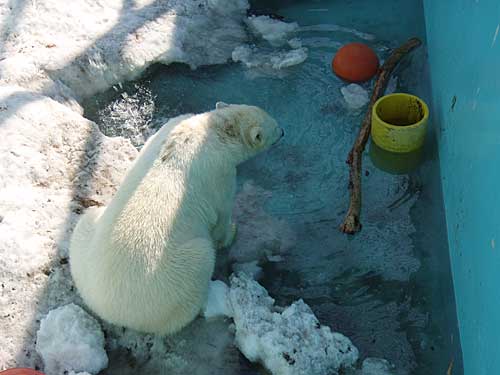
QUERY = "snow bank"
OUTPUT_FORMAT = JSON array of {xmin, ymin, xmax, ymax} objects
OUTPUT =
[
  {"xmin": 0, "ymin": 85, "xmax": 136, "ymax": 369},
  {"xmin": 36, "ymin": 304, "xmax": 108, "ymax": 375},
  {"xmin": 341, "ymin": 84, "xmax": 370, "ymax": 110},
  {"xmin": 0, "ymin": 0, "xmax": 249, "ymax": 102},
  {"xmin": 229, "ymin": 274, "xmax": 359, "ymax": 375}
]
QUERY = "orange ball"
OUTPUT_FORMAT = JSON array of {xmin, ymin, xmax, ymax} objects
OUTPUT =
[
  {"xmin": 0, "ymin": 369, "xmax": 45, "ymax": 375},
  {"xmin": 332, "ymin": 43, "xmax": 379, "ymax": 83}
]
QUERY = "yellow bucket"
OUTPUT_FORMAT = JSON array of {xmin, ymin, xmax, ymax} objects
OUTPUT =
[{"xmin": 371, "ymin": 93, "xmax": 429, "ymax": 153}]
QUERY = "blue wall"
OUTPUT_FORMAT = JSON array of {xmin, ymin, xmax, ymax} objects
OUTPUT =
[{"xmin": 423, "ymin": 1, "xmax": 500, "ymax": 373}]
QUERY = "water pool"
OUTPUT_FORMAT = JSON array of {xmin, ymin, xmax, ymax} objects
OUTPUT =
[{"xmin": 83, "ymin": 0, "xmax": 462, "ymax": 373}]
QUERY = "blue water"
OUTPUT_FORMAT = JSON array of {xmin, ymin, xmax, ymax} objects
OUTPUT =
[{"xmin": 84, "ymin": 0, "xmax": 462, "ymax": 373}]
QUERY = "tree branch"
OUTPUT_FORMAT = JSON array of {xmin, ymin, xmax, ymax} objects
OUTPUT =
[{"xmin": 339, "ymin": 37, "xmax": 422, "ymax": 234}]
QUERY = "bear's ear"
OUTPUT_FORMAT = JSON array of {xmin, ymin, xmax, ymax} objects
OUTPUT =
[
  {"xmin": 216, "ymin": 101, "xmax": 230, "ymax": 109},
  {"xmin": 247, "ymin": 126, "xmax": 264, "ymax": 148}
]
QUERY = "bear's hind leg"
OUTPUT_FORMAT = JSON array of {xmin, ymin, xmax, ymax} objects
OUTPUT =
[{"xmin": 158, "ymin": 237, "xmax": 216, "ymax": 335}]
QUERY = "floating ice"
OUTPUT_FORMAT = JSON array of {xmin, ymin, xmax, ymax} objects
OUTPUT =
[
  {"xmin": 232, "ymin": 45, "xmax": 307, "ymax": 70},
  {"xmin": 232, "ymin": 14, "xmax": 307, "ymax": 71},
  {"xmin": 229, "ymin": 273, "xmax": 359, "ymax": 375},
  {"xmin": 271, "ymin": 48, "xmax": 308, "ymax": 69},
  {"xmin": 341, "ymin": 84, "xmax": 370, "ymax": 110},
  {"xmin": 246, "ymin": 15, "xmax": 299, "ymax": 47},
  {"xmin": 36, "ymin": 304, "xmax": 108, "ymax": 375}
]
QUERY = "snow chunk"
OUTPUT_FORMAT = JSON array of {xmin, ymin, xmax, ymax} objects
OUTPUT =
[
  {"xmin": 229, "ymin": 274, "xmax": 359, "ymax": 375},
  {"xmin": 203, "ymin": 280, "xmax": 233, "ymax": 319},
  {"xmin": 362, "ymin": 358, "xmax": 396, "ymax": 375},
  {"xmin": 232, "ymin": 45, "xmax": 307, "ymax": 70},
  {"xmin": 341, "ymin": 84, "xmax": 370, "ymax": 110},
  {"xmin": 246, "ymin": 16, "xmax": 299, "ymax": 47},
  {"xmin": 36, "ymin": 304, "xmax": 108, "ymax": 375},
  {"xmin": 271, "ymin": 48, "xmax": 308, "ymax": 69},
  {"xmin": 232, "ymin": 15, "xmax": 307, "ymax": 72}
]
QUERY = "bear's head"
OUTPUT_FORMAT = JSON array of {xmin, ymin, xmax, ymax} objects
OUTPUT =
[{"xmin": 212, "ymin": 102, "xmax": 284, "ymax": 163}]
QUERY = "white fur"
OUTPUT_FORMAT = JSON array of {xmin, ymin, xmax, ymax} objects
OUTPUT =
[{"xmin": 69, "ymin": 104, "xmax": 282, "ymax": 334}]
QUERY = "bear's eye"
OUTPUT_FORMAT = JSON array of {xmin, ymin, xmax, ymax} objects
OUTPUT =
[{"xmin": 256, "ymin": 133, "xmax": 262, "ymax": 141}]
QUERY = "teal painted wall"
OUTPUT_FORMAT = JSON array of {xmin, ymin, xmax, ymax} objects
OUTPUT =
[{"xmin": 423, "ymin": 1, "xmax": 500, "ymax": 374}]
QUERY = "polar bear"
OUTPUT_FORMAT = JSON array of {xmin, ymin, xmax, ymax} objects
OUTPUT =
[{"xmin": 69, "ymin": 103, "xmax": 283, "ymax": 335}]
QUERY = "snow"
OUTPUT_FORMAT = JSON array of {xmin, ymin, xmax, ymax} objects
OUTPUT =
[
  {"xmin": 203, "ymin": 280, "xmax": 233, "ymax": 319},
  {"xmin": 341, "ymin": 84, "xmax": 370, "ymax": 110},
  {"xmin": 229, "ymin": 273, "xmax": 359, "ymax": 375},
  {"xmin": 36, "ymin": 304, "xmax": 108, "ymax": 375}
]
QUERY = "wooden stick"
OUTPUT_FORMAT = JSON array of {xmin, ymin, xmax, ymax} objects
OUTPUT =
[{"xmin": 340, "ymin": 37, "xmax": 422, "ymax": 234}]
